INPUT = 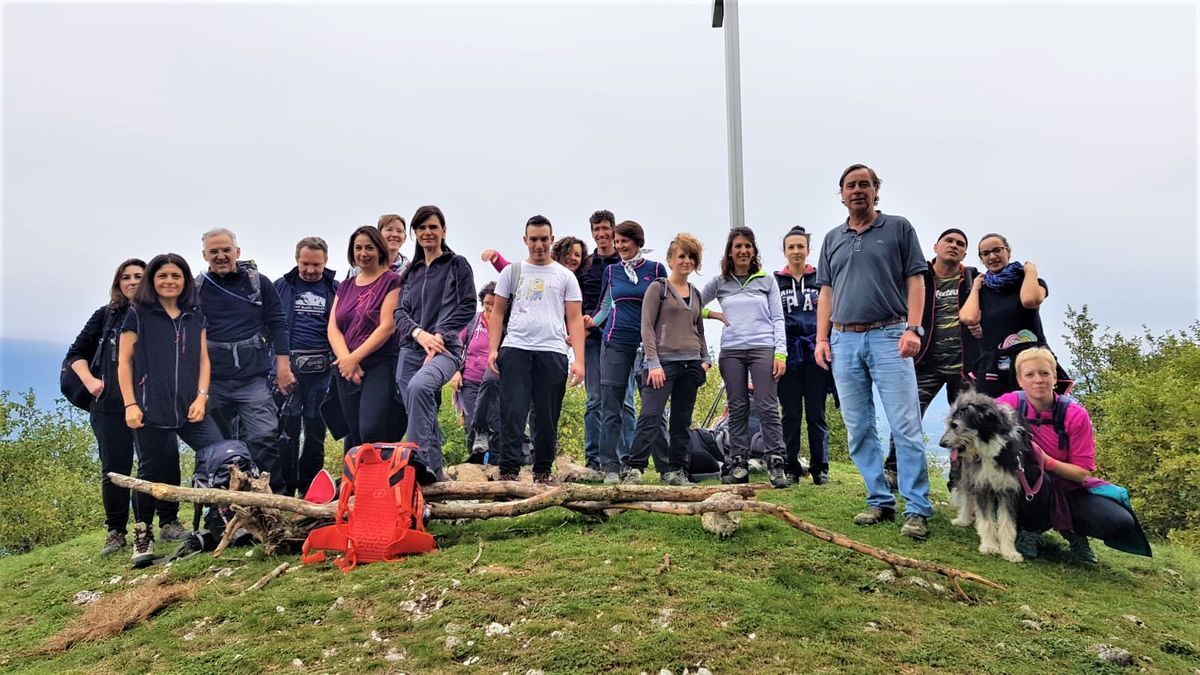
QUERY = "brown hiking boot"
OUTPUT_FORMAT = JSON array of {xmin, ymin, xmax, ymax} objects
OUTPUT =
[
  {"xmin": 900, "ymin": 514, "xmax": 930, "ymax": 541},
  {"xmin": 853, "ymin": 506, "xmax": 896, "ymax": 526},
  {"xmin": 100, "ymin": 530, "xmax": 126, "ymax": 556},
  {"xmin": 533, "ymin": 472, "xmax": 558, "ymax": 485}
]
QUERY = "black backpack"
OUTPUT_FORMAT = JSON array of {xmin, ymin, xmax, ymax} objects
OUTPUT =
[{"xmin": 191, "ymin": 440, "xmax": 260, "ymax": 543}]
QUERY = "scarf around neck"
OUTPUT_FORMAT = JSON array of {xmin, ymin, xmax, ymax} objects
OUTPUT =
[
  {"xmin": 983, "ymin": 261, "xmax": 1025, "ymax": 290},
  {"xmin": 620, "ymin": 254, "xmax": 644, "ymax": 284}
]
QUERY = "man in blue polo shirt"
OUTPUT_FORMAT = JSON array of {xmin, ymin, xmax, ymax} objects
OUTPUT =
[
  {"xmin": 198, "ymin": 228, "xmax": 294, "ymax": 493},
  {"xmin": 814, "ymin": 164, "xmax": 933, "ymax": 540}
]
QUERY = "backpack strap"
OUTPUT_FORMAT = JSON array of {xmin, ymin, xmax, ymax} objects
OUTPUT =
[
  {"xmin": 1052, "ymin": 395, "xmax": 1072, "ymax": 451},
  {"xmin": 199, "ymin": 268, "xmax": 263, "ymax": 307}
]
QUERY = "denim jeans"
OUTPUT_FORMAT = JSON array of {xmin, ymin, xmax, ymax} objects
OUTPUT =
[
  {"xmin": 396, "ymin": 346, "xmax": 459, "ymax": 475},
  {"xmin": 830, "ymin": 324, "xmax": 932, "ymax": 517},
  {"xmin": 209, "ymin": 376, "xmax": 281, "ymax": 491},
  {"xmin": 598, "ymin": 341, "xmax": 640, "ymax": 473},
  {"xmin": 584, "ymin": 334, "xmax": 635, "ymax": 465},
  {"xmin": 886, "ymin": 365, "xmax": 968, "ymax": 489}
]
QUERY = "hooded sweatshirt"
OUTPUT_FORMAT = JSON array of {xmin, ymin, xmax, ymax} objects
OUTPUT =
[
  {"xmin": 773, "ymin": 264, "xmax": 820, "ymax": 366},
  {"xmin": 700, "ymin": 270, "xmax": 787, "ymax": 358},
  {"xmin": 393, "ymin": 246, "xmax": 477, "ymax": 355},
  {"xmin": 640, "ymin": 279, "xmax": 710, "ymax": 370}
]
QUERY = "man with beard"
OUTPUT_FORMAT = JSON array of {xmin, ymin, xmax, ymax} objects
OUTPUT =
[
  {"xmin": 813, "ymin": 164, "xmax": 932, "ymax": 540},
  {"xmin": 274, "ymin": 236, "xmax": 339, "ymax": 496},
  {"xmin": 883, "ymin": 228, "xmax": 981, "ymax": 493}
]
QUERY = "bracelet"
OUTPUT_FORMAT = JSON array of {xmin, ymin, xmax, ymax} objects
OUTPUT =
[
  {"xmin": 124, "ymin": 402, "xmax": 137, "ymax": 409},
  {"xmin": 197, "ymin": 389, "xmax": 208, "ymax": 397}
]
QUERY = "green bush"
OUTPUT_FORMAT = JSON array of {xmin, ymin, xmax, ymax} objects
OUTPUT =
[
  {"xmin": 0, "ymin": 391, "xmax": 102, "ymax": 554},
  {"xmin": 1063, "ymin": 307, "xmax": 1200, "ymax": 547}
]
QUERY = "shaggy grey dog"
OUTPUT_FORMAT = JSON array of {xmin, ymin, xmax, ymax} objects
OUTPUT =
[{"xmin": 939, "ymin": 390, "xmax": 1033, "ymax": 563}]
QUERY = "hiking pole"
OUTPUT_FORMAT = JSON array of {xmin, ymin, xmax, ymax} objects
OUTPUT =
[{"xmin": 702, "ymin": 382, "xmax": 726, "ymax": 429}]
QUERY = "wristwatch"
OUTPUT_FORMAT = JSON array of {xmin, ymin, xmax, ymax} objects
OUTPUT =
[{"xmin": 905, "ymin": 325, "xmax": 925, "ymax": 337}]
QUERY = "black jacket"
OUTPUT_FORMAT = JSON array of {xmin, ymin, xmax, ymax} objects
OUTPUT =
[
  {"xmin": 122, "ymin": 303, "xmax": 206, "ymax": 429},
  {"xmin": 393, "ymin": 247, "xmax": 476, "ymax": 355},
  {"xmin": 197, "ymin": 266, "xmax": 288, "ymax": 379},
  {"xmin": 914, "ymin": 260, "xmax": 981, "ymax": 371},
  {"xmin": 66, "ymin": 304, "xmax": 131, "ymax": 412}
]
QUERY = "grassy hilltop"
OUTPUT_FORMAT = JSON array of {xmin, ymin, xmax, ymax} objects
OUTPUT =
[{"xmin": 2, "ymin": 463, "xmax": 1198, "ymax": 674}]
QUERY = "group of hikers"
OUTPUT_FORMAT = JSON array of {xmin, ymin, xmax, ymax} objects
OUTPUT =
[{"xmin": 67, "ymin": 162, "xmax": 1144, "ymax": 568}]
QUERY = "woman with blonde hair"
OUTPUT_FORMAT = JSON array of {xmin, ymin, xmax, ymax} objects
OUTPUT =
[
  {"xmin": 629, "ymin": 233, "xmax": 710, "ymax": 486},
  {"xmin": 997, "ymin": 347, "xmax": 1151, "ymax": 564}
]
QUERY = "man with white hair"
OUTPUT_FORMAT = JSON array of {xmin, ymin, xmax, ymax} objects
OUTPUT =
[{"xmin": 198, "ymin": 228, "xmax": 294, "ymax": 493}]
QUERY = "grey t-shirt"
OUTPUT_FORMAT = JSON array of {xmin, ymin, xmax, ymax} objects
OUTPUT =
[{"xmin": 814, "ymin": 213, "xmax": 926, "ymax": 325}]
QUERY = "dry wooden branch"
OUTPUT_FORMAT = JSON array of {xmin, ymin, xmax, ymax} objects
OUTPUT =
[
  {"xmin": 108, "ymin": 473, "xmax": 1005, "ymax": 597},
  {"xmin": 244, "ymin": 563, "xmax": 291, "ymax": 594},
  {"xmin": 465, "ymin": 540, "xmax": 484, "ymax": 572},
  {"xmin": 656, "ymin": 553, "xmax": 671, "ymax": 575}
]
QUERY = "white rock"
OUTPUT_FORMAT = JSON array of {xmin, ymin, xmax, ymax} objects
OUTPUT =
[
  {"xmin": 385, "ymin": 649, "xmax": 405, "ymax": 662},
  {"xmin": 610, "ymin": 624, "xmax": 624, "ymax": 634},
  {"xmin": 1020, "ymin": 620, "xmax": 1042, "ymax": 631},
  {"xmin": 72, "ymin": 590, "xmax": 103, "ymax": 605},
  {"xmin": 322, "ymin": 648, "xmax": 338, "ymax": 658},
  {"xmin": 107, "ymin": 575, "xmax": 123, "ymax": 585},
  {"xmin": 461, "ymin": 656, "xmax": 481, "ymax": 666},
  {"xmin": 485, "ymin": 622, "xmax": 510, "ymax": 637},
  {"xmin": 276, "ymin": 606, "xmax": 286, "ymax": 614},
  {"xmin": 874, "ymin": 570, "xmax": 896, "ymax": 584},
  {"xmin": 864, "ymin": 623, "xmax": 880, "ymax": 633},
  {"xmin": 369, "ymin": 630, "xmax": 383, "ymax": 642},
  {"xmin": 126, "ymin": 574, "xmax": 149, "ymax": 585},
  {"xmin": 291, "ymin": 658, "xmax": 304, "ymax": 669},
  {"xmin": 524, "ymin": 670, "xmax": 545, "ymax": 675},
  {"xmin": 213, "ymin": 568, "xmax": 234, "ymax": 579},
  {"xmin": 1090, "ymin": 644, "xmax": 1134, "ymax": 667},
  {"xmin": 659, "ymin": 670, "xmax": 673, "ymax": 675},
  {"xmin": 329, "ymin": 597, "xmax": 345, "ymax": 611},
  {"xmin": 748, "ymin": 632, "xmax": 757, "ymax": 640},
  {"xmin": 244, "ymin": 550, "xmax": 255, "ymax": 557},
  {"xmin": 444, "ymin": 636, "xmax": 461, "ymax": 650},
  {"xmin": 1123, "ymin": 615, "xmax": 1145, "ymax": 628},
  {"xmin": 444, "ymin": 622, "xmax": 463, "ymax": 634},
  {"xmin": 182, "ymin": 632, "xmax": 196, "ymax": 642},
  {"xmin": 696, "ymin": 669, "xmax": 714, "ymax": 675},
  {"xmin": 549, "ymin": 630, "xmax": 565, "ymax": 640}
]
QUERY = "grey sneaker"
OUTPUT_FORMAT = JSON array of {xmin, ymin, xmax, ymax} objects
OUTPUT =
[
  {"xmin": 131, "ymin": 523, "xmax": 154, "ymax": 568},
  {"xmin": 900, "ymin": 514, "xmax": 930, "ymax": 541},
  {"xmin": 1064, "ymin": 532, "xmax": 1097, "ymax": 565},
  {"xmin": 1015, "ymin": 530, "xmax": 1042, "ymax": 560},
  {"xmin": 100, "ymin": 530, "xmax": 126, "ymax": 556},
  {"xmin": 621, "ymin": 468, "xmax": 643, "ymax": 485},
  {"xmin": 853, "ymin": 506, "xmax": 896, "ymax": 526},
  {"xmin": 767, "ymin": 456, "xmax": 789, "ymax": 489},
  {"xmin": 471, "ymin": 430, "xmax": 490, "ymax": 454},
  {"xmin": 159, "ymin": 521, "xmax": 190, "ymax": 541},
  {"xmin": 603, "ymin": 471, "xmax": 621, "ymax": 485},
  {"xmin": 660, "ymin": 470, "xmax": 696, "ymax": 487},
  {"xmin": 721, "ymin": 457, "xmax": 750, "ymax": 484}
]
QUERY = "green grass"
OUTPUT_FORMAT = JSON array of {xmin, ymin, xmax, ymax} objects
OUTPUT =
[{"xmin": 3, "ymin": 465, "xmax": 1199, "ymax": 674}]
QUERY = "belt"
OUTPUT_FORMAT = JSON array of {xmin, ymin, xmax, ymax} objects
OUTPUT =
[
  {"xmin": 209, "ymin": 334, "xmax": 266, "ymax": 369},
  {"xmin": 833, "ymin": 316, "xmax": 905, "ymax": 333}
]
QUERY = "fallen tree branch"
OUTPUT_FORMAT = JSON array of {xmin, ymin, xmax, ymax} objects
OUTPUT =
[
  {"xmin": 109, "ymin": 473, "xmax": 1005, "ymax": 597},
  {"xmin": 465, "ymin": 540, "xmax": 484, "ymax": 572},
  {"xmin": 244, "ymin": 562, "xmax": 291, "ymax": 594}
]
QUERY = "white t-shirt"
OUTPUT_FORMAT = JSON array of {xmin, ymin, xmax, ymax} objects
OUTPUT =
[{"xmin": 495, "ymin": 260, "xmax": 582, "ymax": 355}]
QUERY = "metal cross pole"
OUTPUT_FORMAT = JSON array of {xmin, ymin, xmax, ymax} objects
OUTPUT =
[{"xmin": 712, "ymin": 0, "xmax": 745, "ymax": 230}]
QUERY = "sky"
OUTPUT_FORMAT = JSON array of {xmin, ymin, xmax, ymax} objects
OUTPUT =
[{"xmin": 2, "ymin": 1, "xmax": 1198, "ymax": 363}]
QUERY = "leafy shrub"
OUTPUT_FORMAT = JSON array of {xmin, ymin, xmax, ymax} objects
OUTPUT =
[
  {"xmin": 0, "ymin": 391, "xmax": 102, "ymax": 554},
  {"xmin": 1063, "ymin": 307, "xmax": 1200, "ymax": 547}
]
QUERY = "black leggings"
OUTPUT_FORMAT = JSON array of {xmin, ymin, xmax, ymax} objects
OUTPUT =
[
  {"xmin": 133, "ymin": 418, "xmax": 223, "ymax": 526},
  {"xmin": 335, "ymin": 354, "xmax": 405, "ymax": 450}
]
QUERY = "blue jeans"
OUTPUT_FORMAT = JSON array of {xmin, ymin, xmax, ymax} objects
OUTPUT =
[
  {"xmin": 396, "ymin": 346, "xmax": 459, "ymax": 476},
  {"xmin": 584, "ymin": 334, "xmax": 635, "ymax": 465},
  {"xmin": 598, "ymin": 341, "xmax": 640, "ymax": 473},
  {"xmin": 830, "ymin": 324, "xmax": 932, "ymax": 517}
]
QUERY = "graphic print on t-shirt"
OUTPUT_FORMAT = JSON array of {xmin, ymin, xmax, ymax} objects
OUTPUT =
[
  {"xmin": 497, "ymin": 262, "xmax": 582, "ymax": 355},
  {"xmin": 927, "ymin": 275, "xmax": 963, "ymax": 375},
  {"xmin": 291, "ymin": 281, "xmax": 331, "ymax": 351}
]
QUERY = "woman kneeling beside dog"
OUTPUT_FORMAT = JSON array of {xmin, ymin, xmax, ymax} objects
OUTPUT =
[{"xmin": 999, "ymin": 347, "xmax": 1151, "ymax": 564}]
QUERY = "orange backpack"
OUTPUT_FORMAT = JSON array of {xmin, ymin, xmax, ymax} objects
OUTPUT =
[{"xmin": 301, "ymin": 442, "xmax": 437, "ymax": 571}]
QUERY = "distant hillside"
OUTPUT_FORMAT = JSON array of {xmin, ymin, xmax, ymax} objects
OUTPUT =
[{"xmin": 0, "ymin": 338, "xmax": 64, "ymax": 409}]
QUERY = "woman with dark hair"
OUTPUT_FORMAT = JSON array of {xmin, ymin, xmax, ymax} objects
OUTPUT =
[
  {"xmin": 394, "ymin": 205, "xmax": 477, "ymax": 483},
  {"xmin": 345, "ymin": 214, "xmax": 410, "ymax": 279},
  {"xmin": 773, "ymin": 226, "xmax": 832, "ymax": 485},
  {"xmin": 449, "ymin": 281, "xmax": 500, "ymax": 463},
  {"xmin": 592, "ymin": 220, "xmax": 667, "ymax": 485},
  {"xmin": 118, "ymin": 253, "xmax": 223, "ymax": 567},
  {"xmin": 700, "ymin": 226, "xmax": 789, "ymax": 488},
  {"xmin": 328, "ymin": 226, "xmax": 404, "ymax": 449},
  {"xmin": 959, "ymin": 233, "xmax": 1058, "ymax": 397},
  {"xmin": 480, "ymin": 235, "xmax": 591, "ymax": 280},
  {"xmin": 67, "ymin": 258, "xmax": 178, "ymax": 555}
]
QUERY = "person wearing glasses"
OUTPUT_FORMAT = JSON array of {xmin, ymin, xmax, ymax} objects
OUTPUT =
[
  {"xmin": 813, "ymin": 164, "xmax": 933, "ymax": 541},
  {"xmin": 958, "ymin": 232, "xmax": 1050, "ymax": 398},
  {"xmin": 882, "ymin": 228, "xmax": 982, "ymax": 492}
]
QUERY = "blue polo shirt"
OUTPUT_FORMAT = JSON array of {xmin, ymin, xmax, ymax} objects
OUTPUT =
[{"xmin": 814, "ymin": 212, "xmax": 926, "ymax": 325}]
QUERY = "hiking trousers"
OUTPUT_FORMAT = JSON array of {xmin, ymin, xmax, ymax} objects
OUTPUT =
[
  {"xmin": 132, "ymin": 418, "xmax": 223, "ymax": 526},
  {"xmin": 209, "ymin": 376, "xmax": 280, "ymax": 490},
  {"xmin": 630, "ymin": 360, "xmax": 706, "ymax": 475},
  {"xmin": 336, "ymin": 353, "xmax": 404, "ymax": 450},
  {"xmin": 396, "ymin": 346, "xmax": 459, "ymax": 476},
  {"xmin": 92, "ymin": 408, "xmax": 173, "ymax": 532},
  {"xmin": 778, "ymin": 358, "xmax": 832, "ymax": 475},
  {"xmin": 718, "ymin": 347, "xmax": 785, "ymax": 463},
  {"xmin": 497, "ymin": 347, "xmax": 568, "ymax": 476}
]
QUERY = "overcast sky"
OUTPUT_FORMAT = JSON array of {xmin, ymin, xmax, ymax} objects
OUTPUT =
[{"xmin": 3, "ymin": 1, "xmax": 1197, "ymax": 358}]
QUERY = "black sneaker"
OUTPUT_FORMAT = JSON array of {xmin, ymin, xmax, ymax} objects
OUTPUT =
[
  {"xmin": 811, "ymin": 470, "xmax": 830, "ymax": 486},
  {"xmin": 100, "ymin": 530, "xmax": 126, "ymax": 556},
  {"xmin": 498, "ymin": 471, "xmax": 519, "ymax": 482},
  {"xmin": 767, "ymin": 456, "xmax": 789, "ymax": 489},
  {"xmin": 585, "ymin": 458, "xmax": 602, "ymax": 473},
  {"xmin": 721, "ymin": 457, "xmax": 749, "ymax": 484},
  {"xmin": 131, "ymin": 523, "xmax": 155, "ymax": 568}
]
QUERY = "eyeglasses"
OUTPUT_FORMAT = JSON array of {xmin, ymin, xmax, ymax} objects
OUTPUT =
[{"xmin": 979, "ymin": 246, "xmax": 1009, "ymax": 258}]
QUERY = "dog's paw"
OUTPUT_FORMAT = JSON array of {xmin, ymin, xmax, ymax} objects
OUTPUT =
[
  {"xmin": 951, "ymin": 516, "xmax": 974, "ymax": 527},
  {"xmin": 979, "ymin": 543, "xmax": 999, "ymax": 556},
  {"xmin": 1001, "ymin": 550, "xmax": 1024, "ymax": 563}
]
